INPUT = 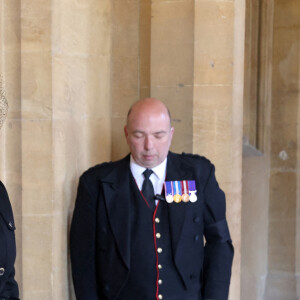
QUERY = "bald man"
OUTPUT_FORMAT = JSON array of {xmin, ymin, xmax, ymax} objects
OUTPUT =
[{"xmin": 70, "ymin": 98, "xmax": 234, "ymax": 300}]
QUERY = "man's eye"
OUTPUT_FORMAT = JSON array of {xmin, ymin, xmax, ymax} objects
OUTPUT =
[
  {"xmin": 133, "ymin": 133, "xmax": 143, "ymax": 138},
  {"xmin": 154, "ymin": 133, "xmax": 165, "ymax": 139}
]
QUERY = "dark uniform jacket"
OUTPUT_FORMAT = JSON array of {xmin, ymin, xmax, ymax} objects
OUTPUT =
[
  {"xmin": 0, "ymin": 181, "xmax": 19, "ymax": 300},
  {"xmin": 70, "ymin": 152, "xmax": 234, "ymax": 300}
]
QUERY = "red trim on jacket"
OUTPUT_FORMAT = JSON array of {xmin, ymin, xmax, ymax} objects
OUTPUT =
[{"xmin": 152, "ymin": 202, "xmax": 160, "ymax": 300}]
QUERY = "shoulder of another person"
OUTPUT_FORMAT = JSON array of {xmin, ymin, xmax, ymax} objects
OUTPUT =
[
  {"xmin": 0, "ymin": 181, "xmax": 14, "ymax": 221},
  {"xmin": 0, "ymin": 180, "xmax": 8, "ymax": 193},
  {"xmin": 0, "ymin": 180, "xmax": 9, "ymax": 200}
]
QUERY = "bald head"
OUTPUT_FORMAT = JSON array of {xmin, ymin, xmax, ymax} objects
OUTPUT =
[
  {"xmin": 127, "ymin": 98, "xmax": 171, "ymax": 128},
  {"xmin": 124, "ymin": 98, "xmax": 174, "ymax": 168}
]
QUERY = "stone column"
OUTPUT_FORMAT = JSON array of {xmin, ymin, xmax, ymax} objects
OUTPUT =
[
  {"xmin": 297, "ymin": 44, "xmax": 300, "ymax": 298},
  {"xmin": 2, "ymin": 0, "xmax": 113, "ymax": 298},
  {"xmin": 265, "ymin": 1, "xmax": 300, "ymax": 299},
  {"xmin": 0, "ymin": 0, "xmax": 22, "ymax": 293},
  {"xmin": 151, "ymin": 1, "xmax": 244, "ymax": 299},
  {"xmin": 1, "ymin": 0, "xmax": 244, "ymax": 298},
  {"xmin": 241, "ymin": 1, "xmax": 273, "ymax": 299},
  {"xmin": 20, "ymin": 0, "xmax": 53, "ymax": 297},
  {"xmin": 110, "ymin": 0, "xmax": 140, "ymax": 159},
  {"xmin": 151, "ymin": 0, "xmax": 194, "ymax": 153},
  {"xmin": 193, "ymin": 1, "xmax": 243, "ymax": 299},
  {"xmin": 297, "ymin": 17, "xmax": 300, "ymax": 297},
  {"xmin": 52, "ymin": 0, "xmax": 112, "ymax": 298}
]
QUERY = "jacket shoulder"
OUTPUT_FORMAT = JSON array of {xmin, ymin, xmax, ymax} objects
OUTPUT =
[
  {"xmin": 79, "ymin": 155, "xmax": 129, "ymax": 194},
  {"xmin": 0, "ymin": 181, "xmax": 15, "ymax": 225},
  {"xmin": 176, "ymin": 152, "xmax": 213, "ymax": 169},
  {"xmin": 82, "ymin": 161, "xmax": 114, "ymax": 180},
  {"xmin": 81, "ymin": 155, "xmax": 128, "ymax": 181},
  {"xmin": 76, "ymin": 156, "xmax": 129, "ymax": 200}
]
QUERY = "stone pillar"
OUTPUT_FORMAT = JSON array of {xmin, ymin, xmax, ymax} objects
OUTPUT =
[
  {"xmin": 151, "ymin": 1, "xmax": 244, "ymax": 299},
  {"xmin": 297, "ymin": 44, "xmax": 300, "ymax": 298},
  {"xmin": 193, "ymin": 1, "xmax": 244, "ymax": 299},
  {"xmin": 0, "ymin": 0, "xmax": 22, "ymax": 293},
  {"xmin": 151, "ymin": 0, "xmax": 194, "ymax": 153},
  {"xmin": 110, "ymin": 0, "xmax": 155, "ymax": 160},
  {"xmin": 241, "ymin": 1, "xmax": 273, "ymax": 299},
  {"xmin": 265, "ymin": 1, "xmax": 300, "ymax": 299},
  {"xmin": 139, "ymin": 0, "xmax": 151, "ymax": 100},
  {"xmin": 1, "ymin": 0, "xmax": 244, "ymax": 298},
  {"xmin": 297, "ymin": 19, "xmax": 300, "ymax": 298},
  {"xmin": 1, "ymin": 0, "xmax": 113, "ymax": 299},
  {"xmin": 52, "ymin": 0, "xmax": 112, "ymax": 299},
  {"xmin": 21, "ymin": 0, "xmax": 53, "ymax": 297}
]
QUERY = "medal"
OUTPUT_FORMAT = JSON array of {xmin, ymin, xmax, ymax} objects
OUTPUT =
[
  {"xmin": 188, "ymin": 180, "xmax": 197, "ymax": 202},
  {"xmin": 164, "ymin": 179, "xmax": 197, "ymax": 204},
  {"xmin": 166, "ymin": 194, "xmax": 174, "ymax": 203},
  {"xmin": 173, "ymin": 181, "xmax": 182, "ymax": 203},
  {"xmin": 181, "ymin": 180, "xmax": 189, "ymax": 202},
  {"xmin": 164, "ymin": 181, "xmax": 174, "ymax": 203},
  {"xmin": 173, "ymin": 194, "xmax": 182, "ymax": 203}
]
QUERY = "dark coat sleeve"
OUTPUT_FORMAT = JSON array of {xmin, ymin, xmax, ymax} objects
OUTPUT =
[
  {"xmin": 0, "ymin": 181, "xmax": 19, "ymax": 300},
  {"xmin": 70, "ymin": 172, "xmax": 100, "ymax": 300},
  {"xmin": 202, "ymin": 164, "xmax": 234, "ymax": 300}
]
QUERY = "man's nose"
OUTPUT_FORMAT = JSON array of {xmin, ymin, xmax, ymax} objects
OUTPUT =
[{"xmin": 144, "ymin": 136, "xmax": 153, "ymax": 150}]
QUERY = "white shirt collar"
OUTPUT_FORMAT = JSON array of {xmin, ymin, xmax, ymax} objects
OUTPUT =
[{"xmin": 130, "ymin": 156, "xmax": 167, "ymax": 181}]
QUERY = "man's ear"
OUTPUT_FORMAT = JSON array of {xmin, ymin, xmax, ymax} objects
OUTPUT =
[
  {"xmin": 170, "ymin": 126, "xmax": 174, "ymax": 140},
  {"xmin": 124, "ymin": 125, "xmax": 129, "ymax": 138}
]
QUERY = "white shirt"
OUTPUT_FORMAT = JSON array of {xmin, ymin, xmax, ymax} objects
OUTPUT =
[{"xmin": 130, "ymin": 156, "xmax": 167, "ymax": 199}]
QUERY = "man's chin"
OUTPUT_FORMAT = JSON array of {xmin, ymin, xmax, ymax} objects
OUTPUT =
[{"xmin": 139, "ymin": 156, "xmax": 159, "ymax": 168}]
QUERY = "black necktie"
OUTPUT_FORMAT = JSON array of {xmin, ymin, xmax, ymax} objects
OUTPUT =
[{"xmin": 142, "ymin": 169, "xmax": 155, "ymax": 211}]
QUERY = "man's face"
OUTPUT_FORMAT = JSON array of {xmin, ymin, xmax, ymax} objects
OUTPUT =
[{"xmin": 124, "ymin": 105, "xmax": 174, "ymax": 168}]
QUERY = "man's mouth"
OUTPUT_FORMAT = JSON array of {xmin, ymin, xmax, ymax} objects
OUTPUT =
[{"xmin": 143, "ymin": 154, "xmax": 155, "ymax": 160}]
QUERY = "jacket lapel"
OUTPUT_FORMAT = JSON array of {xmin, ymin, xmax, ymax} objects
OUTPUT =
[
  {"xmin": 101, "ymin": 156, "xmax": 131, "ymax": 270},
  {"xmin": 166, "ymin": 152, "xmax": 194, "ymax": 259}
]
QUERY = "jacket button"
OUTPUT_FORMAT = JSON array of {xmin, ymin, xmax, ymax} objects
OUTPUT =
[
  {"xmin": 193, "ymin": 216, "xmax": 200, "ymax": 223},
  {"xmin": 194, "ymin": 235, "xmax": 200, "ymax": 241},
  {"xmin": 157, "ymin": 248, "xmax": 163, "ymax": 254},
  {"xmin": 0, "ymin": 268, "xmax": 5, "ymax": 276},
  {"xmin": 158, "ymin": 294, "xmax": 163, "ymax": 299},
  {"xmin": 8, "ymin": 222, "xmax": 14, "ymax": 228},
  {"xmin": 104, "ymin": 284, "xmax": 110, "ymax": 291},
  {"xmin": 156, "ymin": 233, "xmax": 161, "ymax": 238},
  {"xmin": 155, "ymin": 218, "xmax": 160, "ymax": 223}
]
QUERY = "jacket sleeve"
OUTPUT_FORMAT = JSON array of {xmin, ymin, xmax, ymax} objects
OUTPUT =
[
  {"xmin": 70, "ymin": 174, "xmax": 100, "ymax": 300},
  {"xmin": 1, "ymin": 267, "xmax": 20, "ymax": 300},
  {"xmin": 202, "ymin": 164, "xmax": 234, "ymax": 300},
  {"xmin": 0, "ymin": 181, "xmax": 19, "ymax": 300}
]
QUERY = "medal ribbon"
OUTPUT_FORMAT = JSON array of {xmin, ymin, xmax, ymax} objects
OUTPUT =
[
  {"xmin": 164, "ymin": 181, "xmax": 173, "ymax": 197},
  {"xmin": 173, "ymin": 181, "xmax": 182, "ymax": 195},
  {"xmin": 181, "ymin": 180, "xmax": 189, "ymax": 194},
  {"xmin": 188, "ymin": 180, "xmax": 196, "ymax": 192}
]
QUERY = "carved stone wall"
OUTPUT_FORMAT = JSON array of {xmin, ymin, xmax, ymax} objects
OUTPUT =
[
  {"xmin": 242, "ymin": 0, "xmax": 300, "ymax": 299},
  {"xmin": 0, "ymin": 0, "xmax": 280, "ymax": 299}
]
